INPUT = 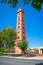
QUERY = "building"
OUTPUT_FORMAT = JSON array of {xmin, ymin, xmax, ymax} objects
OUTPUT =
[
  {"xmin": 36, "ymin": 46, "xmax": 43, "ymax": 54},
  {"xmin": 15, "ymin": 8, "xmax": 26, "ymax": 54},
  {"xmin": 30, "ymin": 46, "xmax": 43, "ymax": 54}
]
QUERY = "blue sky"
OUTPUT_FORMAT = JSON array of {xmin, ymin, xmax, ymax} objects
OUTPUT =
[{"xmin": 0, "ymin": 0, "xmax": 43, "ymax": 48}]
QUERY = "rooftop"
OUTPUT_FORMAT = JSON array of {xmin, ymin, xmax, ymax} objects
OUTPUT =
[{"xmin": 17, "ymin": 8, "xmax": 23, "ymax": 13}]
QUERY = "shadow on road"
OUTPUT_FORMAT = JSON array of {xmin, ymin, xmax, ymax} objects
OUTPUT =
[{"xmin": 35, "ymin": 63, "xmax": 43, "ymax": 65}]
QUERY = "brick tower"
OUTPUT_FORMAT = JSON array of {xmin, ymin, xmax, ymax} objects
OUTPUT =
[{"xmin": 15, "ymin": 8, "xmax": 26, "ymax": 54}]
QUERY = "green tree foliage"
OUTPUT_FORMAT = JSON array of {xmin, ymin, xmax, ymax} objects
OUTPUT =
[
  {"xmin": 0, "ymin": 32, "xmax": 2, "ymax": 47},
  {"xmin": 0, "ymin": 0, "xmax": 18, "ymax": 8},
  {"xmin": 23, "ymin": 0, "xmax": 43, "ymax": 11},
  {"xmin": 0, "ymin": 27, "xmax": 17, "ymax": 50},
  {"xmin": 0, "ymin": 0, "xmax": 43, "ymax": 11},
  {"xmin": 17, "ymin": 40, "xmax": 28, "ymax": 54},
  {"xmin": 32, "ymin": 0, "xmax": 43, "ymax": 11},
  {"xmin": 6, "ymin": 27, "xmax": 17, "ymax": 48}
]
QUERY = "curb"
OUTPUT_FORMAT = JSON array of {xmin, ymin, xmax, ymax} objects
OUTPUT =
[{"xmin": 0, "ymin": 56, "xmax": 43, "ymax": 60}]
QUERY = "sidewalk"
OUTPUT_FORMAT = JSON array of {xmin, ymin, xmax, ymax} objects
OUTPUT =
[{"xmin": 0, "ymin": 56, "xmax": 43, "ymax": 60}]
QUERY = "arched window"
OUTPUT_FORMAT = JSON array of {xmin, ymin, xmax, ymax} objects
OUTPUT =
[{"xmin": 18, "ymin": 26, "xmax": 20, "ymax": 29}]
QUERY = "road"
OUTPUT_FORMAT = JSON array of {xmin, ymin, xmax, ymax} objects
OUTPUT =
[{"xmin": 0, "ymin": 57, "xmax": 43, "ymax": 65}]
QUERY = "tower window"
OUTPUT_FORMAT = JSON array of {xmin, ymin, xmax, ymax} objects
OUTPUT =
[
  {"xmin": 17, "ymin": 36, "xmax": 20, "ymax": 39},
  {"xmin": 23, "ymin": 32, "xmax": 25, "ymax": 33},
  {"xmin": 22, "ymin": 19, "xmax": 24, "ymax": 22},
  {"xmin": 23, "ymin": 33, "xmax": 25, "ymax": 37},
  {"xmin": 22, "ymin": 23, "xmax": 24, "ymax": 25},
  {"xmin": 22, "ymin": 25, "xmax": 24, "ymax": 28},
  {"xmin": 23, "ymin": 29, "xmax": 25, "ymax": 32},
  {"xmin": 18, "ymin": 16, "xmax": 20, "ymax": 18},
  {"xmin": 18, "ymin": 23, "xmax": 20, "ymax": 25},
  {"xmin": 18, "ymin": 26, "xmax": 20, "ymax": 28},
  {"xmin": 23, "ymin": 37, "xmax": 25, "ymax": 39}
]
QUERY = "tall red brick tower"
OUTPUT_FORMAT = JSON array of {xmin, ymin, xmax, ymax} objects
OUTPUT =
[
  {"xmin": 16, "ymin": 8, "xmax": 26, "ymax": 44},
  {"xmin": 15, "ymin": 8, "xmax": 26, "ymax": 54}
]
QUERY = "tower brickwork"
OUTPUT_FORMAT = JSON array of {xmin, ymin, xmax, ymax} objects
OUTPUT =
[
  {"xmin": 16, "ymin": 8, "xmax": 26, "ymax": 45},
  {"xmin": 15, "ymin": 8, "xmax": 26, "ymax": 54}
]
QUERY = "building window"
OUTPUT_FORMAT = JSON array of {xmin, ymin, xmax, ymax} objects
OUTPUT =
[
  {"xmin": 23, "ymin": 32, "xmax": 25, "ymax": 33},
  {"xmin": 23, "ymin": 29, "xmax": 25, "ymax": 32},
  {"xmin": 23, "ymin": 33, "xmax": 25, "ymax": 37},
  {"xmin": 17, "ymin": 36, "xmax": 20, "ymax": 39},
  {"xmin": 23, "ymin": 37, "xmax": 25, "ymax": 39},
  {"xmin": 18, "ymin": 16, "xmax": 20, "ymax": 18},
  {"xmin": 22, "ymin": 23, "xmax": 24, "ymax": 25},
  {"xmin": 18, "ymin": 26, "xmax": 20, "ymax": 28},
  {"xmin": 18, "ymin": 23, "xmax": 20, "ymax": 25},
  {"xmin": 22, "ymin": 25, "xmax": 24, "ymax": 28}
]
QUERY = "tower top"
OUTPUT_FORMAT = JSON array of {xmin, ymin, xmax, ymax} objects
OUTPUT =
[{"xmin": 17, "ymin": 8, "xmax": 23, "ymax": 13}]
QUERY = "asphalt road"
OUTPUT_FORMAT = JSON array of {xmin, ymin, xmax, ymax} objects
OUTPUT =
[{"xmin": 0, "ymin": 57, "xmax": 43, "ymax": 65}]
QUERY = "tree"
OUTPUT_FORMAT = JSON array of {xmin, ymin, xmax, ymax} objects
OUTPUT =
[
  {"xmin": 0, "ymin": 27, "xmax": 17, "ymax": 53},
  {"xmin": 17, "ymin": 40, "xmax": 28, "ymax": 55},
  {"xmin": 0, "ymin": 32, "xmax": 2, "ymax": 47},
  {"xmin": 5, "ymin": 27, "xmax": 16, "ymax": 48},
  {"xmin": 0, "ymin": 27, "xmax": 7, "ymax": 52},
  {"xmin": 0, "ymin": 0, "xmax": 43, "ymax": 11},
  {"xmin": 0, "ymin": 0, "xmax": 18, "ymax": 8}
]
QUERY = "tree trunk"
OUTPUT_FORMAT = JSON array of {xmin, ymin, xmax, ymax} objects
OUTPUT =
[{"xmin": 8, "ymin": 47, "xmax": 10, "ymax": 56}]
